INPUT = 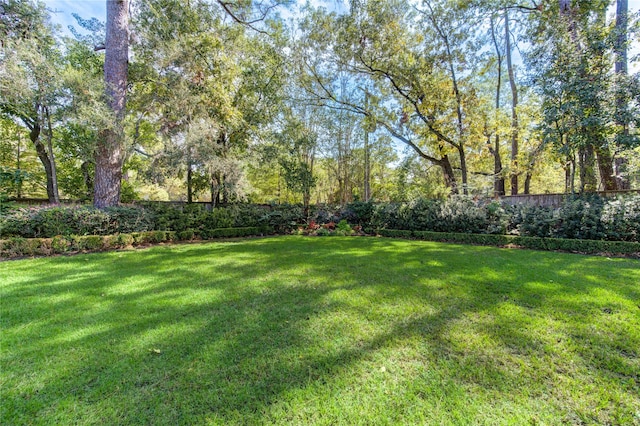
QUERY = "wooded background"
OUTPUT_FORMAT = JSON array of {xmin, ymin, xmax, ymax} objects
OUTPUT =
[{"xmin": 1, "ymin": 0, "xmax": 639, "ymax": 208}]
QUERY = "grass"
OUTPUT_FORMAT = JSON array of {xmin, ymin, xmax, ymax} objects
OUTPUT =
[{"xmin": 1, "ymin": 236, "xmax": 639, "ymax": 425}]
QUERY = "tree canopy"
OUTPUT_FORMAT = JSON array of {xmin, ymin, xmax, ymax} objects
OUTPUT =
[{"xmin": 1, "ymin": 0, "xmax": 638, "ymax": 205}]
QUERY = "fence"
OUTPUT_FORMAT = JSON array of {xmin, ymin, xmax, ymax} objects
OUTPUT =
[{"xmin": 500, "ymin": 190, "xmax": 640, "ymax": 207}]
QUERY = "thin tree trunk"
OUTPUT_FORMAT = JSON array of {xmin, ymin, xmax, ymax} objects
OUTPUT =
[
  {"xmin": 187, "ymin": 163, "xmax": 193, "ymax": 203},
  {"xmin": 44, "ymin": 106, "xmax": 60, "ymax": 203},
  {"xmin": 614, "ymin": 0, "xmax": 630, "ymax": 189},
  {"xmin": 81, "ymin": 161, "xmax": 93, "ymax": 199},
  {"xmin": 524, "ymin": 172, "xmax": 532, "ymax": 194},
  {"xmin": 16, "ymin": 133, "xmax": 22, "ymax": 198},
  {"xmin": 94, "ymin": 0, "xmax": 129, "ymax": 208},
  {"xmin": 364, "ymin": 92, "xmax": 371, "ymax": 201},
  {"xmin": 489, "ymin": 15, "xmax": 505, "ymax": 197},
  {"xmin": 504, "ymin": 8, "xmax": 519, "ymax": 195}
]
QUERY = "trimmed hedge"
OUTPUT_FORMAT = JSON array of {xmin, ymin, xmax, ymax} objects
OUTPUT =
[
  {"xmin": 2, "ymin": 194, "xmax": 639, "ymax": 244},
  {"xmin": 378, "ymin": 229, "xmax": 640, "ymax": 256},
  {"xmin": 0, "ymin": 227, "xmax": 271, "ymax": 259}
]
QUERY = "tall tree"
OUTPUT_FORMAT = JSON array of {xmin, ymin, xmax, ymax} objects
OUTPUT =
[
  {"xmin": 488, "ymin": 13, "xmax": 506, "ymax": 197},
  {"xmin": 504, "ymin": 8, "xmax": 519, "ymax": 195},
  {"xmin": 94, "ymin": 0, "xmax": 129, "ymax": 208},
  {"xmin": 0, "ymin": 0, "xmax": 61, "ymax": 203},
  {"xmin": 614, "ymin": 0, "xmax": 630, "ymax": 189}
]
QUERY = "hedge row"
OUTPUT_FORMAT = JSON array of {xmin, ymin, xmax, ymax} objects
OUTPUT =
[
  {"xmin": 378, "ymin": 229, "xmax": 640, "ymax": 256},
  {"xmin": 0, "ymin": 227, "xmax": 270, "ymax": 259},
  {"xmin": 2, "ymin": 194, "xmax": 639, "ymax": 242}
]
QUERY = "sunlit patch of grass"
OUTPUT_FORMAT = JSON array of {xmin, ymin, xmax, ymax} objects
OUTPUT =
[{"xmin": 1, "ymin": 236, "xmax": 639, "ymax": 425}]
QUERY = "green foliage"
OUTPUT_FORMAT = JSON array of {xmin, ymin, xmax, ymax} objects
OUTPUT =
[
  {"xmin": 0, "ymin": 167, "xmax": 29, "ymax": 211},
  {"xmin": 120, "ymin": 181, "xmax": 140, "ymax": 203},
  {"xmin": 315, "ymin": 227, "xmax": 330, "ymax": 236},
  {"xmin": 72, "ymin": 235, "xmax": 104, "ymax": 251},
  {"xmin": 335, "ymin": 219, "xmax": 353, "ymax": 236},
  {"xmin": 261, "ymin": 204, "xmax": 305, "ymax": 233},
  {"xmin": 600, "ymin": 196, "xmax": 640, "ymax": 242},
  {"xmin": 514, "ymin": 205, "xmax": 556, "ymax": 238},
  {"xmin": 51, "ymin": 235, "xmax": 71, "ymax": 253},
  {"xmin": 337, "ymin": 201, "xmax": 372, "ymax": 225},
  {"xmin": 0, "ymin": 205, "xmax": 154, "ymax": 238},
  {"xmin": 177, "ymin": 229, "xmax": 195, "ymax": 241}
]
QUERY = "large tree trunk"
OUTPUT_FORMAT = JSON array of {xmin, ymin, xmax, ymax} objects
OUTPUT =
[
  {"xmin": 29, "ymin": 120, "xmax": 60, "ymax": 203},
  {"xmin": 596, "ymin": 147, "xmax": 616, "ymax": 191},
  {"xmin": 438, "ymin": 155, "xmax": 458, "ymax": 195},
  {"xmin": 94, "ymin": 0, "xmax": 129, "ymax": 208},
  {"xmin": 504, "ymin": 9, "xmax": 519, "ymax": 195},
  {"xmin": 579, "ymin": 145, "xmax": 597, "ymax": 192}
]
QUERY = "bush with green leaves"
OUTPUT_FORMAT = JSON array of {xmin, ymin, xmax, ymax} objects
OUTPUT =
[
  {"xmin": 0, "ymin": 205, "xmax": 154, "ymax": 238},
  {"xmin": 600, "ymin": 195, "xmax": 640, "ymax": 241},
  {"xmin": 553, "ymin": 195, "xmax": 606, "ymax": 240},
  {"xmin": 335, "ymin": 220, "xmax": 354, "ymax": 236}
]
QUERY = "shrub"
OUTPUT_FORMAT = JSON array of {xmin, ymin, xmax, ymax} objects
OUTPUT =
[
  {"xmin": 335, "ymin": 220, "xmax": 354, "ymax": 236},
  {"xmin": 151, "ymin": 231, "xmax": 169, "ymax": 243},
  {"xmin": 601, "ymin": 195, "xmax": 640, "ymax": 242},
  {"xmin": 116, "ymin": 233, "xmax": 134, "ymax": 247},
  {"xmin": 199, "ymin": 209, "xmax": 234, "ymax": 232},
  {"xmin": 104, "ymin": 206, "xmax": 154, "ymax": 234},
  {"xmin": 51, "ymin": 235, "xmax": 71, "ymax": 253},
  {"xmin": 517, "ymin": 205, "xmax": 555, "ymax": 238},
  {"xmin": 342, "ymin": 201, "xmax": 375, "ymax": 225},
  {"xmin": 553, "ymin": 195, "xmax": 605, "ymax": 240},
  {"xmin": 72, "ymin": 235, "xmax": 104, "ymax": 251},
  {"xmin": 262, "ymin": 205, "xmax": 305, "ymax": 233},
  {"xmin": 316, "ymin": 227, "xmax": 331, "ymax": 236},
  {"xmin": 177, "ymin": 229, "xmax": 195, "ymax": 241},
  {"xmin": 227, "ymin": 204, "xmax": 270, "ymax": 227}
]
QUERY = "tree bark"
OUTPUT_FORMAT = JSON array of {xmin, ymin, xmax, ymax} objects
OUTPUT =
[
  {"xmin": 29, "ymin": 119, "xmax": 60, "ymax": 203},
  {"xmin": 438, "ymin": 155, "xmax": 458, "ymax": 195},
  {"xmin": 44, "ymin": 106, "xmax": 60, "ymax": 203},
  {"xmin": 187, "ymin": 163, "xmax": 193, "ymax": 203},
  {"xmin": 363, "ymin": 92, "xmax": 371, "ymax": 201},
  {"xmin": 615, "ymin": 0, "xmax": 628, "ymax": 77},
  {"xmin": 94, "ymin": 0, "xmax": 129, "ymax": 208},
  {"xmin": 614, "ymin": 0, "xmax": 630, "ymax": 189},
  {"xmin": 595, "ymin": 147, "xmax": 616, "ymax": 191},
  {"xmin": 504, "ymin": 9, "xmax": 519, "ymax": 195},
  {"xmin": 489, "ymin": 15, "xmax": 505, "ymax": 197},
  {"xmin": 579, "ymin": 145, "xmax": 597, "ymax": 192},
  {"xmin": 81, "ymin": 161, "xmax": 93, "ymax": 199}
]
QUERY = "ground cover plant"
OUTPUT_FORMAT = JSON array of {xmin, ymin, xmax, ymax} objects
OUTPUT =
[{"xmin": 1, "ymin": 237, "xmax": 639, "ymax": 425}]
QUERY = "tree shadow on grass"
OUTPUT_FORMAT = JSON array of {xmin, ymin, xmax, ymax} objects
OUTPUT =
[{"xmin": 1, "ymin": 237, "xmax": 639, "ymax": 424}]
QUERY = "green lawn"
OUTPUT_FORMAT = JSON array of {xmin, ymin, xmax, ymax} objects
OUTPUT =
[{"xmin": 1, "ymin": 237, "xmax": 639, "ymax": 425}]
